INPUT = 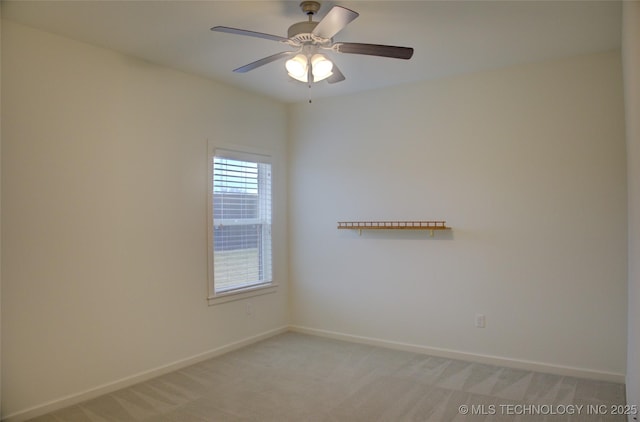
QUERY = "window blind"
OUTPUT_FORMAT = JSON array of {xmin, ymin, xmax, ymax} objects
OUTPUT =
[{"xmin": 212, "ymin": 152, "xmax": 272, "ymax": 293}]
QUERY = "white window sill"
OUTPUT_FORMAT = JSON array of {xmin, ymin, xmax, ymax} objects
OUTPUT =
[{"xmin": 207, "ymin": 284, "xmax": 278, "ymax": 306}]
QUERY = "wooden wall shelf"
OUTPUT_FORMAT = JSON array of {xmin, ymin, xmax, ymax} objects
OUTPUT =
[{"xmin": 337, "ymin": 221, "xmax": 451, "ymax": 236}]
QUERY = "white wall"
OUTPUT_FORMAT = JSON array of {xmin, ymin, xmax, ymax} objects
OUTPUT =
[
  {"xmin": 289, "ymin": 51, "xmax": 627, "ymax": 379},
  {"xmin": 623, "ymin": 1, "xmax": 640, "ymax": 415},
  {"xmin": 1, "ymin": 21, "xmax": 288, "ymax": 419}
]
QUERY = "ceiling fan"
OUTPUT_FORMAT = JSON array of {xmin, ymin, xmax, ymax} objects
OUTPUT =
[{"xmin": 211, "ymin": 1, "xmax": 414, "ymax": 84}]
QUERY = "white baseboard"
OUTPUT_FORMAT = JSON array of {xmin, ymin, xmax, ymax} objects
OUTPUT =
[
  {"xmin": 3, "ymin": 326, "xmax": 288, "ymax": 422},
  {"xmin": 289, "ymin": 325, "xmax": 626, "ymax": 384}
]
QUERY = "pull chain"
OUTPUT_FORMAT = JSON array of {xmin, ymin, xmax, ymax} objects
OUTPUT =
[{"xmin": 307, "ymin": 58, "xmax": 313, "ymax": 103}]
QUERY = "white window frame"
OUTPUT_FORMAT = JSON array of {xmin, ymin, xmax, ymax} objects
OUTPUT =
[{"xmin": 207, "ymin": 144, "xmax": 277, "ymax": 305}]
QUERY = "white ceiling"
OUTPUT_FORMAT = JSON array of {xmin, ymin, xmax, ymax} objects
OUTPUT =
[{"xmin": 2, "ymin": 0, "xmax": 622, "ymax": 103}]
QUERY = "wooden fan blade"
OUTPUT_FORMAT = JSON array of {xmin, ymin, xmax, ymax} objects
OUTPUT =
[
  {"xmin": 327, "ymin": 64, "xmax": 345, "ymax": 84},
  {"xmin": 233, "ymin": 51, "xmax": 296, "ymax": 73},
  {"xmin": 335, "ymin": 43, "xmax": 414, "ymax": 60},
  {"xmin": 211, "ymin": 26, "xmax": 289, "ymax": 43},
  {"xmin": 312, "ymin": 6, "xmax": 359, "ymax": 40}
]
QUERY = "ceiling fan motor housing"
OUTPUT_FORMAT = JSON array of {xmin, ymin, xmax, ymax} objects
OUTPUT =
[
  {"xmin": 288, "ymin": 1, "xmax": 331, "ymax": 45},
  {"xmin": 287, "ymin": 21, "xmax": 319, "ymax": 40}
]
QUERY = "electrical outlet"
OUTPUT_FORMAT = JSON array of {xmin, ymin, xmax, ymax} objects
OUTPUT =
[
  {"xmin": 475, "ymin": 313, "xmax": 486, "ymax": 328},
  {"xmin": 245, "ymin": 302, "xmax": 254, "ymax": 318}
]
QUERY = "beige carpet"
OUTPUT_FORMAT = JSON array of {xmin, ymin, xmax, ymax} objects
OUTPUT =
[{"xmin": 30, "ymin": 332, "xmax": 627, "ymax": 421}]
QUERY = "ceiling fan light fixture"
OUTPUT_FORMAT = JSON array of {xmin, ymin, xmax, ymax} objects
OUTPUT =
[
  {"xmin": 286, "ymin": 54, "xmax": 308, "ymax": 82},
  {"xmin": 311, "ymin": 54, "xmax": 333, "ymax": 82}
]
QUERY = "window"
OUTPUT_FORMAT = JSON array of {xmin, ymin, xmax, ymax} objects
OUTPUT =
[{"xmin": 208, "ymin": 148, "xmax": 275, "ymax": 304}]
